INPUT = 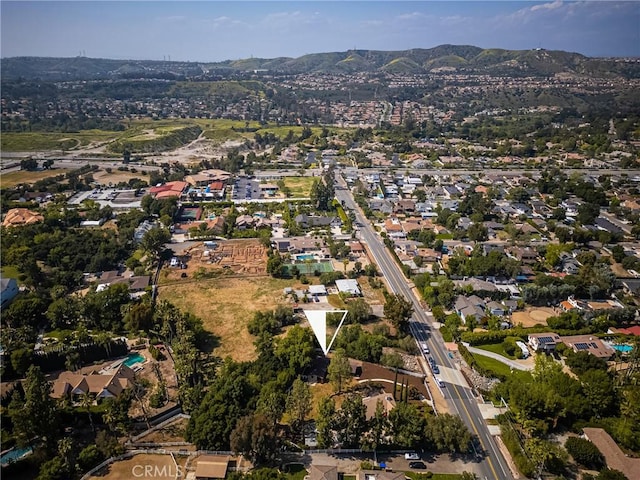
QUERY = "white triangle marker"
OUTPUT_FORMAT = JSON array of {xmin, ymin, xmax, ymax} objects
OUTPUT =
[{"xmin": 303, "ymin": 309, "xmax": 348, "ymax": 355}]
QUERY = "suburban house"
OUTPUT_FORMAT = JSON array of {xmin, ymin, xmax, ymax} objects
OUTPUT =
[
  {"xmin": 134, "ymin": 220, "xmax": 158, "ymax": 243},
  {"xmin": 305, "ymin": 465, "xmax": 338, "ymax": 480},
  {"xmin": 560, "ymin": 335, "xmax": 615, "ymax": 359},
  {"xmin": 335, "ymin": 279, "xmax": 361, "ymax": 296},
  {"xmin": 194, "ymin": 455, "xmax": 232, "ymax": 480},
  {"xmin": 0, "ymin": 277, "xmax": 19, "ymax": 309},
  {"xmin": 362, "ymin": 393, "xmax": 396, "ymax": 420},
  {"xmin": 454, "ymin": 295, "xmax": 486, "ymax": 324},
  {"xmin": 301, "ymin": 356, "xmax": 330, "ymax": 384},
  {"xmin": 95, "ymin": 271, "xmax": 151, "ymax": 297},
  {"xmin": 583, "ymin": 428, "xmax": 640, "ymax": 480},
  {"xmin": 2, "ymin": 208, "xmax": 44, "ymax": 228},
  {"xmin": 51, "ymin": 363, "xmax": 135, "ymax": 403},
  {"xmin": 528, "ymin": 333, "xmax": 561, "ymax": 353}
]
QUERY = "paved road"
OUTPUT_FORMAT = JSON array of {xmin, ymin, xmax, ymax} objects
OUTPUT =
[
  {"xmin": 335, "ymin": 172, "xmax": 514, "ymax": 480},
  {"xmin": 466, "ymin": 346, "xmax": 533, "ymax": 371}
]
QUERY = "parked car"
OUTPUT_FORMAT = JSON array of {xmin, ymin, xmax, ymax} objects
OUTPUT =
[
  {"xmin": 404, "ymin": 453, "xmax": 420, "ymax": 460},
  {"xmin": 420, "ymin": 342, "xmax": 430, "ymax": 354},
  {"xmin": 409, "ymin": 461, "xmax": 427, "ymax": 469},
  {"xmin": 436, "ymin": 378, "xmax": 445, "ymax": 387}
]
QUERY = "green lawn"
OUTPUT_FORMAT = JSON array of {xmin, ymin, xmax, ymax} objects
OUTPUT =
[
  {"xmin": 472, "ymin": 353, "xmax": 513, "ymax": 378},
  {"xmin": 0, "ymin": 266, "xmax": 21, "ymax": 279},
  {"xmin": 282, "ymin": 176, "xmax": 315, "ymax": 198},
  {"xmin": 281, "ymin": 463, "xmax": 307, "ymax": 480},
  {"xmin": 477, "ymin": 342, "xmax": 517, "ymax": 360}
]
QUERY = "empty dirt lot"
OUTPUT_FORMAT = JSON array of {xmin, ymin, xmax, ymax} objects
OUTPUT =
[
  {"xmin": 511, "ymin": 306, "xmax": 556, "ymax": 327},
  {"xmin": 163, "ymin": 239, "xmax": 268, "ymax": 281}
]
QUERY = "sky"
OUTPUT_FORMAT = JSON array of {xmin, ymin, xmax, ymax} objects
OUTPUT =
[{"xmin": 1, "ymin": 1, "xmax": 638, "ymax": 61}]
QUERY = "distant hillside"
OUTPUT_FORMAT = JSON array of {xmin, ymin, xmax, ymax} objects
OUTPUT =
[{"xmin": 2, "ymin": 45, "xmax": 639, "ymax": 81}]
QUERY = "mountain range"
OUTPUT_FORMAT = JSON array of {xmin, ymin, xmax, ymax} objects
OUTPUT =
[{"xmin": 2, "ymin": 44, "xmax": 639, "ymax": 81}]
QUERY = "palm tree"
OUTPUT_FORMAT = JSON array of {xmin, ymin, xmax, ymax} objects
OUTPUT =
[{"xmin": 80, "ymin": 392, "xmax": 95, "ymax": 434}]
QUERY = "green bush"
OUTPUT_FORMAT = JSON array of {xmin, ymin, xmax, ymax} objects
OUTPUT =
[
  {"xmin": 565, "ymin": 436, "xmax": 605, "ymax": 469},
  {"xmin": 499, "ymin": 420, "xmax": 535, "ymax": 478}
]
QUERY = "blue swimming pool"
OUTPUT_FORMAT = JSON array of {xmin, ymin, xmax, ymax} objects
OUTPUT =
[
  {"xmin": 296, "ymin": 254, "xmax": 316, "ymax": 261},
  {"xmin": 612, "ymin": 344, "xmax": 633, "ymax": 353},
  {"xmin": 123, "ymin": 353, "xmax": 145, "ymax": 367},
  {"xmin": 0, "ymin": 446, "xmax": 33, "ymax": 466}
]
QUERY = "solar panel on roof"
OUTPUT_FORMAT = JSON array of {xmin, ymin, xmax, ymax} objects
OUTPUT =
[
  {"xmin": 538, "ymin": 336, "xmax": 555, "ymax": 344},
  {"xmin": 575, "ymin": 343, "xmax": 589, "ymax": 350}
]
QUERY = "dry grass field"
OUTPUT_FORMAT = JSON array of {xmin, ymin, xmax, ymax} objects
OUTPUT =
[
  {"xmin": 88, "ymin": 453, "xmax": 186, "ymax": 480},
  {"xmin": 157, "ymin": 276, "xmax": 296, "ymax": 362},
  {"xmin": 1, "ymin": 168, "xmax": 69, "ymax": 187},
  {"xmin": 93, "ymin": 168, "xmax": 153, "ymax": 186},
  {"xmin": 511, "ymin": 306, "xmax": 556, "ymax": 327}
]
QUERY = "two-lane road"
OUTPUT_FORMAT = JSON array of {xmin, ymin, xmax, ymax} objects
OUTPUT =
[{"xmin": 335, "ymin": 175, "xmax": 513, "ymax": 480}]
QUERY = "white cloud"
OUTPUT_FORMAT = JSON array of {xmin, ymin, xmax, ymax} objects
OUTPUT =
[{"xmin": 530, "ymin": 0, "xmax": 564, "ymax": 12}]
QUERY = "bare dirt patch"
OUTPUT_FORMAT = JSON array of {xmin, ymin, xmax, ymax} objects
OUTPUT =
[
  {"xmin": 93, "ymin": 169, "xmax": 151, "ymax": 186},
  {"xmin": 87, "ymin": 453, "xmax": 184, "ymax": 480},
  {"xmin": 163, "ymin": 239, "xmax": 268, "ymax": 281},
  {"xmin": 157, "ymin": 276, "xmax": 296, "ymax": 362},
  {"xmin": 138, "ymin": 418, "xmax": 189, "ymax": 444},
  {"xmin": 512, "ymin": 306, "xmax": 556, "ymax": 327}
]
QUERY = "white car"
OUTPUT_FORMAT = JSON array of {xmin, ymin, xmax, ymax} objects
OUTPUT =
[
  {"xmin": 420, "ymin": 342, "xmax": 430, "ymax": 354},
  {"xmin": 404, "ymin": 453, "xmax": 420, "ymax": 460}
]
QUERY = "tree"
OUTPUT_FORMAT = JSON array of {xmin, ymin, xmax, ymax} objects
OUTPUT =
[
  {"xmin": 565, "ymin": 437, "xmax": 604, "ymax": 470},
  {"xmin": 346, "ymin": 298, "xmax": 371, "ymax": 324},
  {"xmin": 425, "ymin": 413, "xmax": 472, "ymax": 454},
  {"xmin": 335, "ymin": 394, "xmax": 367, "ymax": 448},
  {"xmin": 80, "ymin": 392, "xmax": 95, "ymax": 433},
  {"xmin": 230, "ymin": 414, "xmax": 279, "ymax": 466},
  {"xmin": 467, "ymin": 223, "xmax": 488, "ymax": 242},
  {"xmin": 77, "ymin": 444, "xmax": 105, "ymax": 472},
  {"xmin": 316, "ymin": 396, "xmax": 336, "ymax": 448},
  {"xmin": 20, "ymin": 157, "xmax": 38, "ymax": 171},
  {"xmin": 286, "ymin": 378, "xmax": 311, "ymax": 437},
  {"xmin": 383, "ymin": 294, "xmax": 414, "ymax": 332},
  {"xmin": 36, "ymin": 456, "xmax": 69, "ymax": 480},
  {"xmin": 9, "ymin": 365, "xmax": 60, "ymax": 451},
  {"xmin": 596, "ymin": 469, "xmax": 629, "ymax": 480},
  {"xmin": 365, "ymin": 400, "xmax": 390, "ymax": 451},
  {"xmin": 328, "ymin": 348, "xmax": 352, "ymax": 393},
  {"xmin": 256, "ymin": 382, "xmax": 286, "ymax": 426},
  {"xmin": 276, "ymin": 325, "xmax": 315, "ymax": 373},
  {"xmin": 141, "ymin": 226, "xmax": 171, "ymax": 258},
  {"xmin": 388, "ymin": 402, "xmax": 425, "ymax": 448}
]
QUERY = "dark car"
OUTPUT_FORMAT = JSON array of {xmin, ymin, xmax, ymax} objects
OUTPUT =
[{"xmin": 409, "ymin": 461, "xmax": 426, "ymax": 469}]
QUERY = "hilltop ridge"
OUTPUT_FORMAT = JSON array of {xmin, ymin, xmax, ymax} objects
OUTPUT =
[{"xmin": 3, "ymin": 44, "xmax": 639, "ymax": 81}]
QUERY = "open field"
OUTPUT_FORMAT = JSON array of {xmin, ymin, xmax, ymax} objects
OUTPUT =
[
  {"xmin": 1, "ymin": 168, "xmax": 69, "ymax": 187},
  {"xmin": 157, "ymin": 276, "xmax": 297, "ymax": 362},
  {"xmin": 282, "ymin": 176, "xmax": 315, "ymax": 197},
  {"xmin": 1, "ymin": 130, "xmax": 122, "ymax": 152},
  {"xmin": 511, "ymin": 306, "xmax": 555, "ymax": 327},
  {"xmin": 93, "ymin": 168, "xmax": 153, "ymax": 186},
  {"xmin": 88, "ymin": 453, "xmax": 186, "ymax": 480}
]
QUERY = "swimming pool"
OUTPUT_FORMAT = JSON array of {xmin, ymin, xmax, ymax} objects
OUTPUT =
[
  {"xmin": 295, "ymin": 254, "xmax": 316, "ymax": 261},
  {"xmin": 612, "ymin": 344, "xmax": 633, "ymax": 353},
  {"xmin": 0, "ymin": 446, "xmax": 33, "ymax": 466},
  {"xmin": 123, "ymin": 353, "xmax": 145, "ymax": 367}
]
